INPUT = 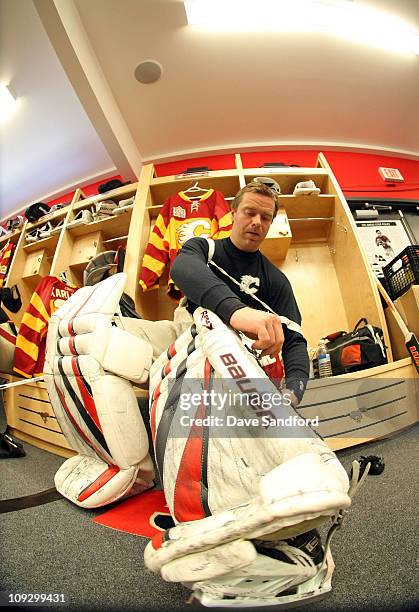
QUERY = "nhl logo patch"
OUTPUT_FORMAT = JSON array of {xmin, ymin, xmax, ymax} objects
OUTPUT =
[{"xmin": 173, "ymin": 206, "xmax": 186, "ymax": 219}]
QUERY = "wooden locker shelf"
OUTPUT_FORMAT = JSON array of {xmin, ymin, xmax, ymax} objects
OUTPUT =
[
  {"xmin": 23, "ymin": 234, "xmax": 60, "ymax": 254},
  {"xmin": 281, "ymin": 194, "xmax": 335, "ymax": 217},
  {"xmin": 67, "ymin": 212, "xmax": 132, "ymax": 241},
  {"xmin": 0, "ymin": 227, "xmax": 23, "ymax": 247},
  {"xmin": 25, "ymin": 206, "xmax": 70, "ymax": 230},
  {"xmin": 72, "ymin": 183, "xmax": 138, "ymax": 212},
  {"xmin": 288, "ymin": 218, "xmax": 334, "ymax": 244},
  {"xmin": 243, "ymin": 168, "xmax": 330, "ymax": 194}
]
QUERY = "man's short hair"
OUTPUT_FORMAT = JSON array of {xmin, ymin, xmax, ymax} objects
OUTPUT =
[{"xmin": 231, "ymin": 181, "xmax": 279, "ymax": 218}]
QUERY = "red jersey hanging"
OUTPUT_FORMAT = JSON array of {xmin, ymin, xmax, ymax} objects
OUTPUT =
[
  {"xmin": 139, "ymin": 189, "xmax": 232, "ymax": 299},
  {"xmin": 0, "ymin": 241, "xmax": 15, "ymax": 288},
  {"xmin": 14, "ymin": 276, "xmax": 79, "ymax": 378}
]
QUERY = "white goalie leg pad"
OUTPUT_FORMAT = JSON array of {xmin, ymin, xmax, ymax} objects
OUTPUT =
[
  {"xmin": 44, "ymin": 273, "xmax": 154, "ymax": 507},
  {"xmin": 149, "ymin": 306, "xmax": 349, "ymax": 519},
  {"xmin": 144, "ymin": 452, "xmax": 350, "ymax": 574},
  {"xmin": 146, "ymin": 306, "xmax": 352, "ymax": 605},
  {"xmin": 189, "ymin": 460, "xmax": 370, "ymax": 608}
]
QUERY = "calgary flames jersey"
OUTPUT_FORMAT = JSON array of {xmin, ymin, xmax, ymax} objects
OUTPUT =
[
  {"xmin": 14, "ymin": 276, "xmax": 78, "ymax": 378},
  {"xmin": 139, "ymin": 189, "xmax": 232, "ymax": 299},
  {"xmin": 0, "ymin": 241, "xmax": 15, "ymax": 288}
]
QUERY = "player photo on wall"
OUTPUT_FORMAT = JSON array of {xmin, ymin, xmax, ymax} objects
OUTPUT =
[{"xmin": 355, "ymin": 220, "xmax": 412, "ymax": 278}]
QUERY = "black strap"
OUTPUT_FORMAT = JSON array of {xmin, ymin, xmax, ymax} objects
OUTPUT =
[
  {"xmin": 353, "ymin": 318, "xmax": 368, "ymax": 332},
  {"xmin": 0, "ymin": 487, "xmax": 62, "ymax": 514},
  {"xmin": 116, "ymin": 246, "xmax": 126, "ymax": 273}
]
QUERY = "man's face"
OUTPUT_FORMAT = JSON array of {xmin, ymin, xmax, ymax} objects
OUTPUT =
[{"xmin": 230, "ymin": 192, "xmax": 276, "ymax": 252}]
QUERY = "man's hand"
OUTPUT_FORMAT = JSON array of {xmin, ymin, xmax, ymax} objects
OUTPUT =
[{"xmin": 229, "ymin": 307, "xmax": 284, "ymax": 357}]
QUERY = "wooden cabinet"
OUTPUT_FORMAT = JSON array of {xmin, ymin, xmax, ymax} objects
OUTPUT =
[
  {"xmin": 3, "ymin": 378, "xmax": 74, "ymax": 457},
  {"xmin": 300, "ymin": 358, "xmax": 417, "ymax": 449},
  {"xmin": 1, "ymin": 153, "xmax": 417, "ymax": 456}
]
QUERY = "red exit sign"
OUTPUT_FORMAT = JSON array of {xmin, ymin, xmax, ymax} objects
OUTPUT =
[{"xmin": 378, "ymin": 167, "xmax": 404, "ymax": 182}]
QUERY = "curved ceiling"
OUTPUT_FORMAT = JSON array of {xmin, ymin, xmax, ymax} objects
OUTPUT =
[{"xmin": 1, "ymin": 0, "xmax": 418, "ymax": 220}]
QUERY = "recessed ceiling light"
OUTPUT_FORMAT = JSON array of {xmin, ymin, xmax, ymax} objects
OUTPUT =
[
  {"xmin": 0, "ymin": 85, "xmax": 18, "ymax": 124},
  {"xmin": 184, "ymin": 0, "xmax": 419, "ymax": 55},
  {"xmin": 134, "ymin": 60, "xmax": 163, "ymax": 84}
]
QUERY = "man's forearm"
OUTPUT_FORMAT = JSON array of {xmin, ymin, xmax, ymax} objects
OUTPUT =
[
  {"xmin": 281, "ymin": 331, "xmax": 310, "ymax": 404},
  {"xmin": 171, "ymin": 242, "xmax": 245, "ymax": 322}
]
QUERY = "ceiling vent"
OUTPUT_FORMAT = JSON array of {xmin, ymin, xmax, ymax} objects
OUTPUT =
[{"xmin": 134, "ymin": 60, "xmax": 163, "ymax": 84}]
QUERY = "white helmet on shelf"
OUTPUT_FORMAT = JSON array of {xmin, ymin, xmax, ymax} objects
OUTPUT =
[{"xmin": 253, "ymin": 176, "xmax": 281, "ymax": 195}]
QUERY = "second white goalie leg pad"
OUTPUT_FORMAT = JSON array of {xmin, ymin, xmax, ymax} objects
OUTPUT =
[
  {"xmin": 144, "ymin": 452, "xmax": 350, "ymax": 574},
  {"xmin": 44, "ymin": 273, "xmax": 154, "ymax": 507}
]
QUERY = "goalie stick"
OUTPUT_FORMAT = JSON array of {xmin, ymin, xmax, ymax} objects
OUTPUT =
[{"xmin": 376, "ymin": 280, "xmax": 419, "ymax": 374}]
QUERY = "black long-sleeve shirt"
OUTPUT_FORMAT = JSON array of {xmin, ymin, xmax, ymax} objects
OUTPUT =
[{"xmin": 171, "ymin": 237, "xmax": 309, "ymax": 401}]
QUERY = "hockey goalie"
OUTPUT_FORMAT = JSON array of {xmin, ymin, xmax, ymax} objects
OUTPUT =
[{"xmin": 44, "ymin": 272, "xmax": 366, "ymax": 608}]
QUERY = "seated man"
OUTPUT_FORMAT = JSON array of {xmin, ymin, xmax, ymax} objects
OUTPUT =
[
  {"xmin": 171, "ymin": 178, "xmax": 310, "ymax": 406},
  {"xmin": 44, "ymin": 181, "xmax": 364, "ymax": 607}
]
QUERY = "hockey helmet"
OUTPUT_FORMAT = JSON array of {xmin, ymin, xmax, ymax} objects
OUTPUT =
[
  {"xmin": 83, "ymin": 251, "xmax": 117, "ymax": 286},
  {"xmin": 253, "ymin": 176, "xmax": 281, "ymax": 195}
]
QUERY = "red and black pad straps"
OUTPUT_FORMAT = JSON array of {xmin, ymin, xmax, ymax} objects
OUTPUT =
[
  {"xmin": 172, "ymin": 358, "xmax": 213, "ymax": 522},
  {"xmin": 56, "ymin": 358, "xmax": 111, "ymax": 459}
]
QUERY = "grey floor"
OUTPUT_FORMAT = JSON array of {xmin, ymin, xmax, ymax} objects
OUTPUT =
[{"xmin": 0, "ymin": 406, "xmax": 418, "ymax": 612}]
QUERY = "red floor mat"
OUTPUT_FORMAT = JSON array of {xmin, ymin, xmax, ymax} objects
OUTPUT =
[{"xmin": 93, "ymin": 489, "xmax": 175, "ymax": 538}]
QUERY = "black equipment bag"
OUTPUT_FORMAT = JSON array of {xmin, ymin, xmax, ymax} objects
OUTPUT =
[{"xmin": 324, "ymin": 318, "xmax": 387, "ymax": 375}]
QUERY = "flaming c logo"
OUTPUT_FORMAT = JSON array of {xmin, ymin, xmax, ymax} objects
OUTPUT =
[{"xmin": 177, "ymin": 219, "xmax": 211, "ymax": 245}]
